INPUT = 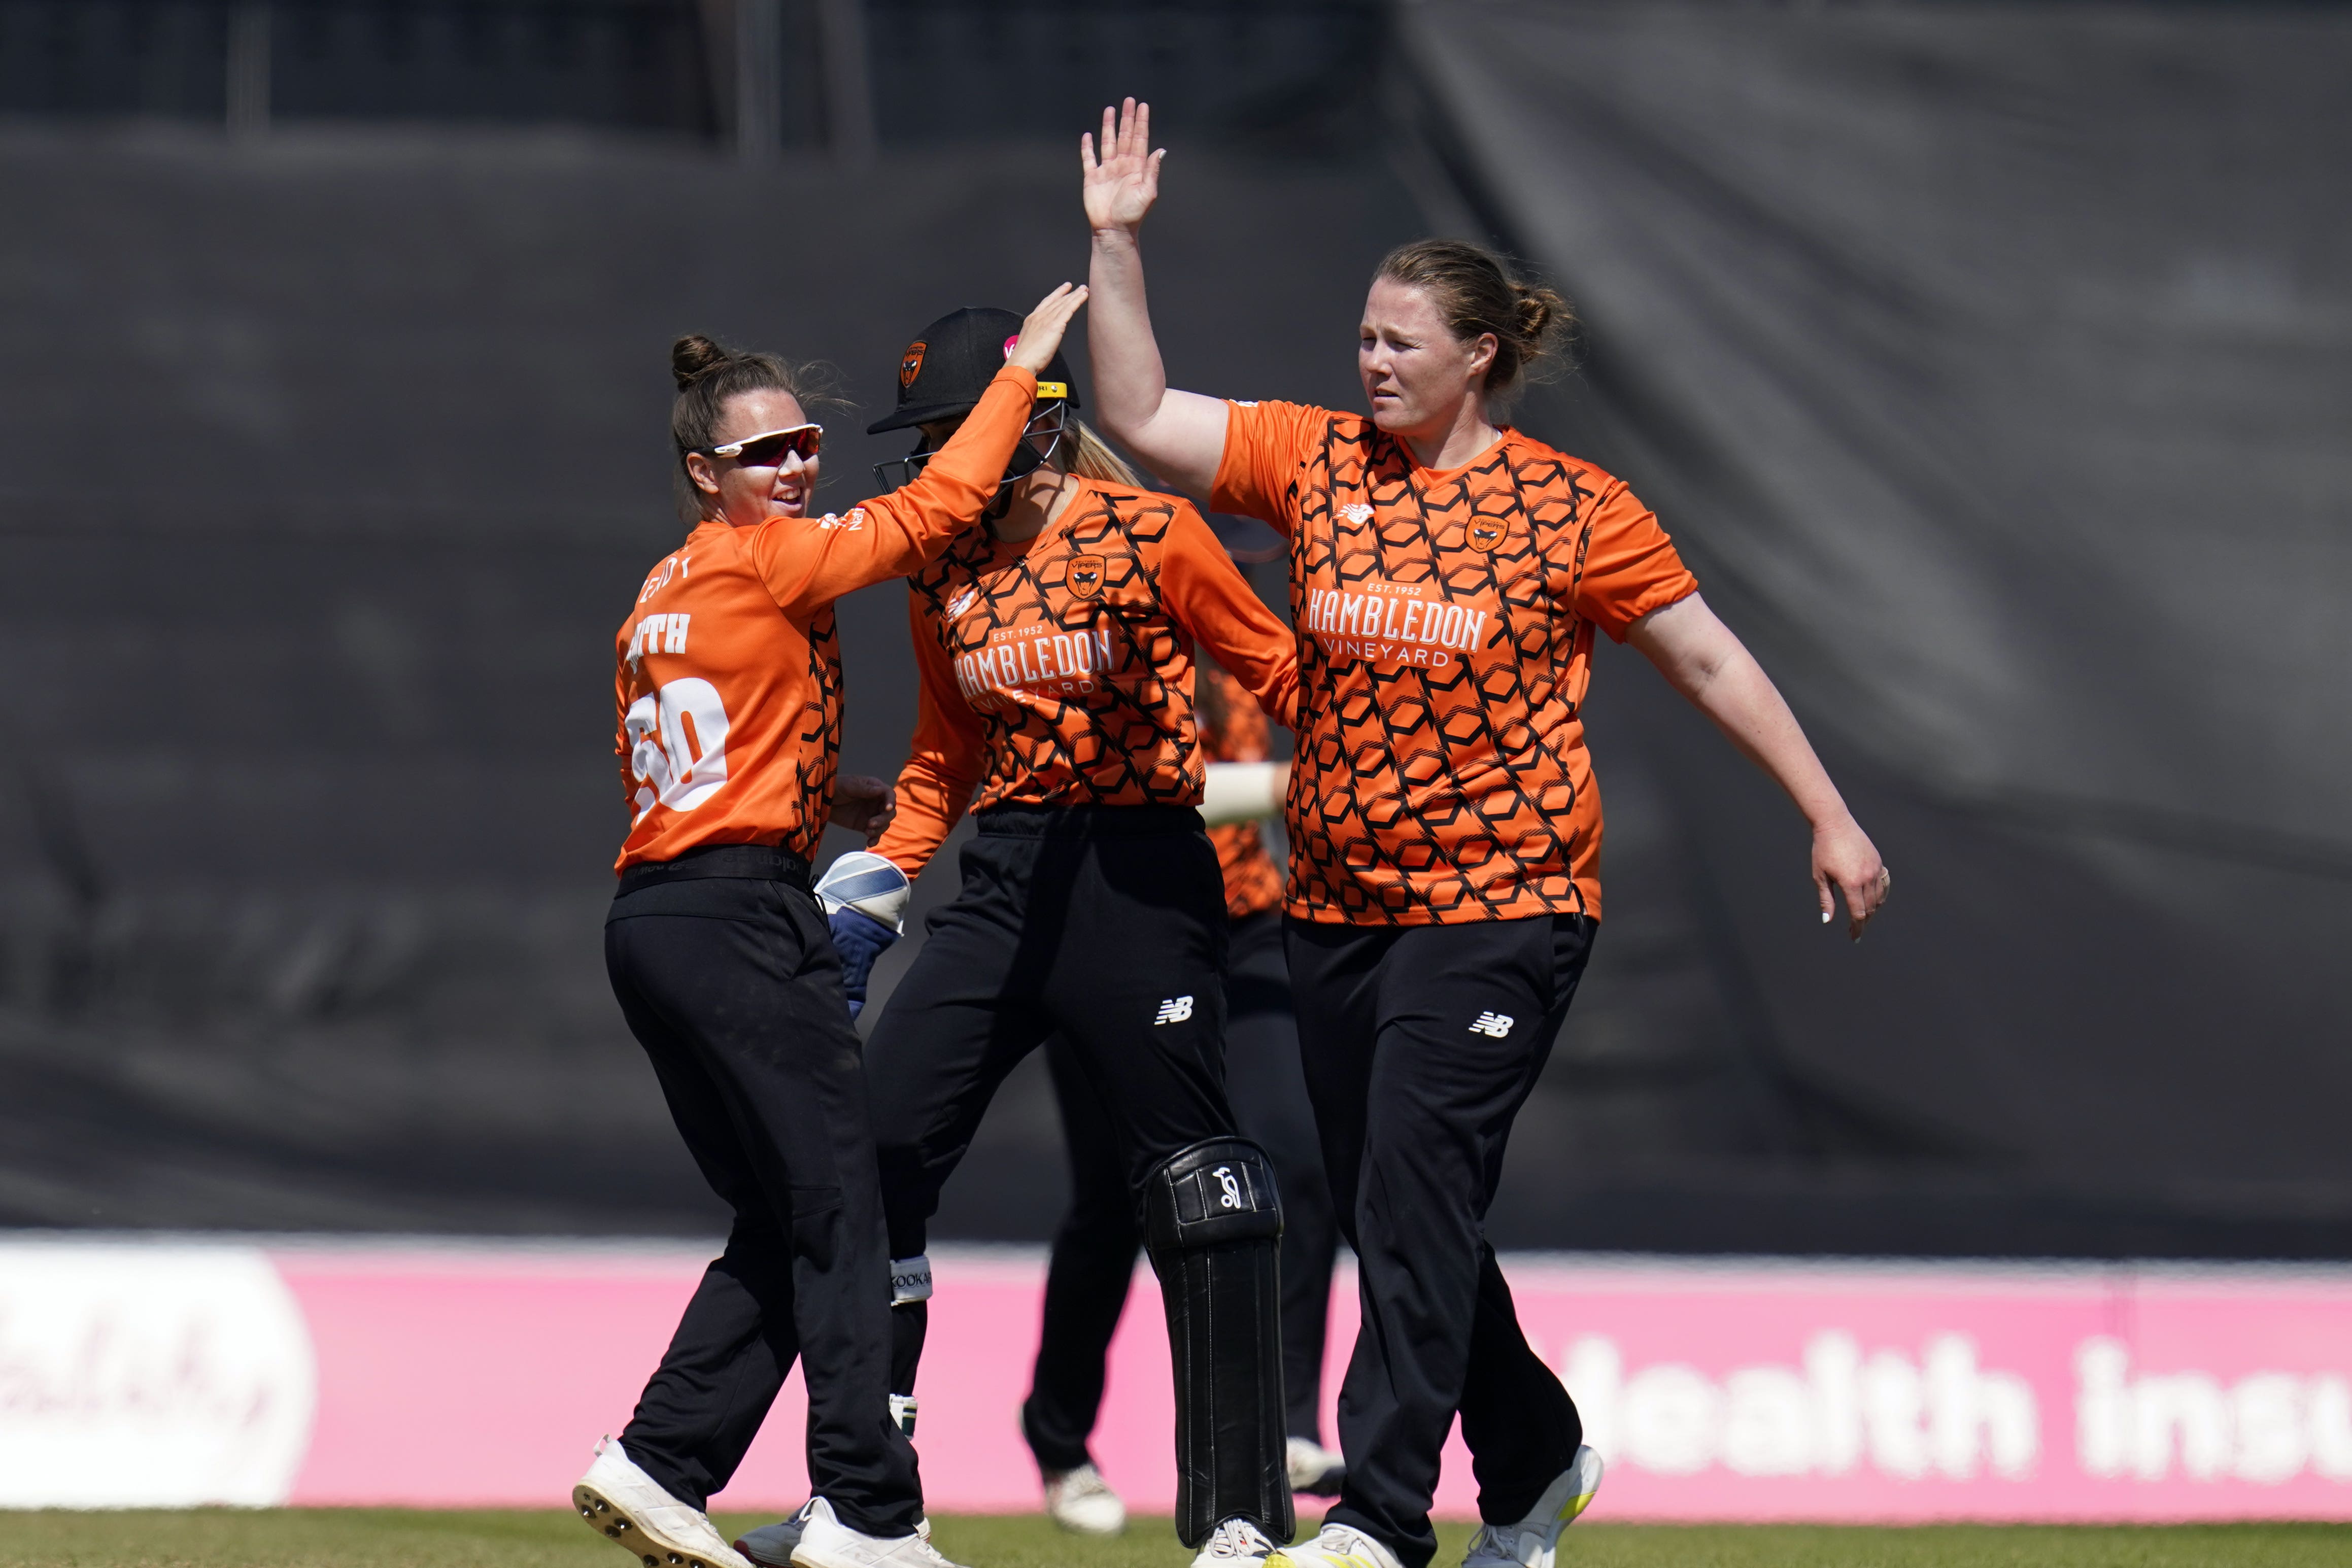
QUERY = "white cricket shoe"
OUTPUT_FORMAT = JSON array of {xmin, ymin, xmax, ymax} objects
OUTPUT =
[
  {"xmin": 1285, "ymin": 1436, "xmax": 1346, "ymax": 1496},
  {"xmin": 1271, "ymin": 1521, "xmax": 1401, "ymax": 1568},
  {"xmin": 1190, "ymin": 1515, "xmax": 1279, "ymax": 1568},
  {"xmin": 790, "ymin": 1496, "xmax": 965, "ymax": 1568},
  {"xmin": 1042, "ymin": 1463, "xmax": 1127, "ymax": 1536},
  {"xmin": 1459, "ymin": 1447, "xmax": 1604, "ymax": 1568},
  {"xmin": 739, "ymin": 1509, "xmax": 929, "ymax": 1567},
  {"xmin": 572, "ymin": 1434, "xmax": 754, "ymax": 1568}
]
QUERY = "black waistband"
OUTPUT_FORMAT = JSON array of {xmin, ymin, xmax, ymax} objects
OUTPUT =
[
  {"xmin": 616, "ymin": 842, "xmax": 812, "ymax": 896},
  {"xmin": 975, "ymin": 803, "xmax": 1205, "ymax": 839}
]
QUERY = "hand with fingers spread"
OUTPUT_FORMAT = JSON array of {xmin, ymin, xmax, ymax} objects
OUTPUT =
[
  {"xmin": 1813, "ymin": 816, "xmax": 1891, "ymax": 941},
  {"xmin": 1083, "ymin": 97, "xmax": 1164, "ymax": 236},
  {"xmin": 1007, "ymin": 281, "xmax": 1090, "ymax": 376}
]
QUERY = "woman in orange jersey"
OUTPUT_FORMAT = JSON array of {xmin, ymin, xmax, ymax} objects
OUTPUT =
[
  {"xmin": 1014, "ymin": 658, "xmax": 1346, "ymax": 1540},
  {"xmin": 857, "ymin": 304, "xmax": 1304, "ymax": 1568},
  {"xmin": 1081, "ymin": 100, "xmax": 1892, "ymax": 1568},
  {"xmin": 575, "ymin": 285, "xmax": 1085, "ymax": 1568}
]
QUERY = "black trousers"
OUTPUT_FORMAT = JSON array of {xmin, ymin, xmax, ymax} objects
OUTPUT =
[
  {"xmin": 865, "ymin": 804, "xmax": 1240, "ymax": 1358},
  {"xmin": 604, "ymin": 852, "xmax": 921, "ymax": 1535},
  {"xmin": 1285, "ymin": 913, "xmax": 1595, "ymax": 1568},
  {"xmin": 1021, "ymin": 910, "xmax": 1341, "ymax": 1473}
]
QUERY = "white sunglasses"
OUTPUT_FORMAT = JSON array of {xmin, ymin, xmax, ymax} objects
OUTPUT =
[{"xmin": 703, "ymin": 423, "xmax": 824, "ymax": 465}]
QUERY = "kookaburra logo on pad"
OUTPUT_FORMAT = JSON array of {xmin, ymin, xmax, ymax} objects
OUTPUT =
[{"xmin": 1214, "ymin": 1166, "xmax": 1243, "ymax": 1210}]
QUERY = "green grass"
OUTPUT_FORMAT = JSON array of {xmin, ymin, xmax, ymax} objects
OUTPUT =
[{"xmin": 0, "ymin": 1512, "xmax": 2343, "ymax": 1568}]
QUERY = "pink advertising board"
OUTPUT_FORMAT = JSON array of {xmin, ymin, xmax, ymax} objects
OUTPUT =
[{"xmin": 1, "ymin": 1237, "xmax": 2346, "ymax": 1520}]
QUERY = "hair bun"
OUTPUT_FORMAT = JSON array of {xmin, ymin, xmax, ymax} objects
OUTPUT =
[
  {"xmin": 671, "ymin": 334, "xmax": 732, "ymax": 390},
  {"xmin": 1512, "ymin": 286, "xmax": 1555, "ymax": 340}
]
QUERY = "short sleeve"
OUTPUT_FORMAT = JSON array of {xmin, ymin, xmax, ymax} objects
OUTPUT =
[
  {"xmin": 1209, "ymin": 400, "xmax": 1327, "ymax": 535},
  {"xmin": 1573, "ymin": 480, "xmax": 1698, "ymax": 642}
]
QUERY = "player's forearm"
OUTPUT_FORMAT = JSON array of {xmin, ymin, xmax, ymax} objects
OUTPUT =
[
  {"xmin": 1683, "ymin": 645, "xmax": 1854, "ymax": 833},
  {"xmin": 870, "ymin": 753, "xmax": 975, "ymax": 883},
  {"xmin": 1088, "ymin": 228, "xmax": 1173, "ymax": 449},
  {"xmin": 901, "ymin": 367, "xmax": 1035, "ymax": 519},
  {"xmin": 1633, "ymin": 596, "xmax": 1854, "ymax": 834}
]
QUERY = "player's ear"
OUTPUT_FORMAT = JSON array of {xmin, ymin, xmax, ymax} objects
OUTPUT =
[
  {"xmin": 1466, "ymin": 331, "xmax": 1499, "ymax": 381},
  {"xmin": 685, "ymin": 451, "xmax": 723, "ymax": 497}
]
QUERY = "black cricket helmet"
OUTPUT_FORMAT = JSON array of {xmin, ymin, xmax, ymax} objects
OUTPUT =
[{"xmin": 869, "ymin": 305, "xmax": 1078, "ymax": 491}]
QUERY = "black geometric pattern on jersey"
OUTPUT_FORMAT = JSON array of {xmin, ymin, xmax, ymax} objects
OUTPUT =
[
  {"xmin": 1283, "ymin": 413, "xmax": 1604, "ymax": 924},
  {"xmin": 908, "ymin": 487, "xmax": 1206, "ymax": 810},
  {"xmin": 785, "ymin": 605, "xmax": 845, "ymax": 861}
]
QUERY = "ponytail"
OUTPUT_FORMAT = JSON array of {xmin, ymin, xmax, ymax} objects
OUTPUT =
[{"xmin": 1063, "ymin": 418, "xmax": 1146, "ymax": 488}]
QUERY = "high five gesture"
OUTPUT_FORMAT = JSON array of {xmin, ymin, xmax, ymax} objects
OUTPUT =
[
  {"xmin": 1082, "ymin": 97, "xmax": 1164, "ymax": 235},
  {"xmin": 1083, "ymin": 98, "xmax": 1229, "ymax": 496}
]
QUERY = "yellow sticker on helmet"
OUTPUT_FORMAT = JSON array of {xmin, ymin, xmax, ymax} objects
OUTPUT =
[{"xmin": 1035, "ymin": 382, "xmax": 1068, "ymax": 399}]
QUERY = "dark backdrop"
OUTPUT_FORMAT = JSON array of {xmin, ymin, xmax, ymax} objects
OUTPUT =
[{"xmin": 4, "ymin": 0, "xmax": 2346, "ymax": 1257}]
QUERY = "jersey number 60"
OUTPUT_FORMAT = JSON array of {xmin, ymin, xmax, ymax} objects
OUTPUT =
[{"xmin": 626, "ymin": 677, "xmax": 733, "ymax": 820}]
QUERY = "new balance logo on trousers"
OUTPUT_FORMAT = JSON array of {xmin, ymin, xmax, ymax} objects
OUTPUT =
[
  {"xmin": 1153, "ymin": 995, "xmax": 1195, "ymax": 1025},
  {"xmin": 1469, "ymin": 1011, "xmax": 1515, "ymax": 1038}
]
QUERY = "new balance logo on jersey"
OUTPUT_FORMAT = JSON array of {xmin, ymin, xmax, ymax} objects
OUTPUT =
[
  {"xmin": 947, "ymin": 587, "xmax": 978, "ymax": 619},
  {"xmin": 1153, "ymin": 995, "xmax": 1195, "ymax": 1025},
  {"xmin": 1469, "ymin": 1011, "xmax": 1515, "ymax": 1038},
  {"xmin": 1340, "ymin": 502, "xmax": 1374, "ymax": 524}
]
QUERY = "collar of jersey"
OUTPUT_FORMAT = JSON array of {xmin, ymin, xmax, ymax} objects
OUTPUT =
[{"xmin": 1394, "ymin": 424, "xmax": 1516, "ymax": 482}]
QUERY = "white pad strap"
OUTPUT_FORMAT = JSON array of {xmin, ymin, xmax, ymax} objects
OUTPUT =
[
  {"xmin": 890, "ymin": 1254, "xmax": 933, "ymax": 1305},
  {"xmin": 1200, "ymin": 762, "xmax": 1286, "ymax": 827}
]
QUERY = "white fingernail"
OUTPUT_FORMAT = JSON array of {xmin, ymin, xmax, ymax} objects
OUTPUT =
[{"xmin": 1821, "ymin": 910, "xmax": 1832, "ymax": 924}]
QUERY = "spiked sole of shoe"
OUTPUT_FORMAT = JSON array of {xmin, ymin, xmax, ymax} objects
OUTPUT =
[{"xmin": 574, "ymin": 1481, "xmax": 732, "ymax": 1568}]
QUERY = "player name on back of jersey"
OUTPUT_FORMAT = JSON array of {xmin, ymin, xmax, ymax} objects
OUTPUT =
[
  {"xmin": 624, "ymin": 612, "xmax": 691, "ymax": 664},
  {"xmin": 1302, "ymin": 578, "xmax": 1490, "ymax": 667},
  {"xmin": 951, "ymin": 619, "xmax": 1124, "ymax": 707}
]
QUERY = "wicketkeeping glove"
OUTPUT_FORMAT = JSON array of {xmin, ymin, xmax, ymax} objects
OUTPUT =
[
  {"xmin": 814, "ymin": 851, "xmax": 912, "ymax": 1019},
  {"xmin": 827, "ymin": 907, "xmax": 898, "ymax": 1018}
]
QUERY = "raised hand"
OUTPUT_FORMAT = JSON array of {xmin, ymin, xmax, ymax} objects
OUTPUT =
[
  {"xmin": 1007, "ymin": 282, "xmax": 1089, "ymax": 376},
  {"xmin": 1082, "ymin": 97, "xmax": 1164, "ymax": 235}
]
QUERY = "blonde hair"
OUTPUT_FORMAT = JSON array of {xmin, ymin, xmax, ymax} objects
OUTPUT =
[{"xmin": 1064, "ymin": 418, "xmax": 1145, "ymax": 487}]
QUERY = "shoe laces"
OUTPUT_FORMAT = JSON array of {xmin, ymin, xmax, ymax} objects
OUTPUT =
[
  {"xmin": 1054, "ymin": 1464, "xmax": 1112, "ymax": 1501},
  {"xmin": 1203, "ymin": 1517, "xmax": 1275, "ymax": 1559},
  {"xmin": 1464, "ymin": 1523, "xmax": 1529, "ymax": 1566},
  {"xmin": 895, "ymin": 1531, "xmax": 962, "ymax": 1568},
  {"xmin": 1309, "ymin": 1523, "xmax": 1390, "ymax": 1566}
]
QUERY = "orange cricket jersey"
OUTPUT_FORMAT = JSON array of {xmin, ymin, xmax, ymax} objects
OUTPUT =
[
  {"xmin": 611, "ymin": 365, "xmax": 1038, "ymax": 871},
  {"xmin": 1197, "ymin": 661, "xmax": 1285, "ymax": 921},
  {"xmin": 873, "ymin": 475, "xmax": 1299, "ymax": 880},
  {"xmin": 1212, "ymin": 400, "xmax": 1697, "ymax": 924}
]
